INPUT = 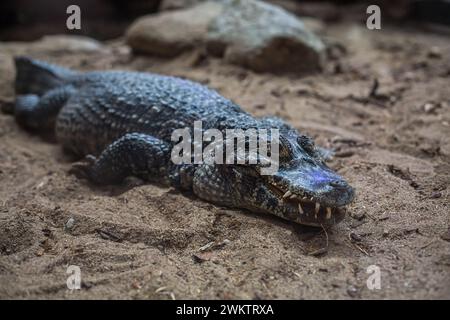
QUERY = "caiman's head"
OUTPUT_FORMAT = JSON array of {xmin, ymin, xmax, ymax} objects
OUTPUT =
[{"xmin": 193, "ymin": 129, "xmax": 355, "ymax": 227}]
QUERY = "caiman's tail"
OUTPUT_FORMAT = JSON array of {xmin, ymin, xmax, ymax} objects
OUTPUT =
[{"xmin": 14, "ymin": 56, "xmax": 77, "ymax": 96}]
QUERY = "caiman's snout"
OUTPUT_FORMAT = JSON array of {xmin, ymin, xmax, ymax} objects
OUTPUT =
[
  {"xmin": 274, "ymin": 163, "xmax": 354, "ymax": 204},
  {"xmin": 265, "ymin": 162, "xmax": 355, "ymax": 226},
  {"xmin": 326, "ymin": 179, "xmax": 355, "ymax": 206}
]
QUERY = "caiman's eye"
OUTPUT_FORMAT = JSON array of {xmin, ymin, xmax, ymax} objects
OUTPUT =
[{"xmin": 297, "ymin": 135, "xmax": 315, "ymax": 154}]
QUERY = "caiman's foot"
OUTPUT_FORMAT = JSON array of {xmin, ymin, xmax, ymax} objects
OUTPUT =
[{"xmin": 69, "ymin": 155, "xmax": 97, "ymax": 180}]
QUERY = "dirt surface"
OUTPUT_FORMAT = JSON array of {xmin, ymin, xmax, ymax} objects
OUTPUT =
[{"xmin": 0, "ymin": 22, "xmax": 449, "ymax": 299}]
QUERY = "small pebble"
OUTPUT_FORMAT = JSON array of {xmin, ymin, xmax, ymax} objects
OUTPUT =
[
  {"xmin": 431, "ymin": 191, "xmax": 441, "ymax": 199},
  {"xmin": 428, "ymin": 46, "xmax": 441, "ymax": 59},
  {"xmin": 193, "ymin": 252, "xmax": 211, "ymax": 263},
  {"xmin": 335, "ymin": 150, "xmax": 354, "ymax": 158},
  {"xmin": 350, "ymin": 232, "xmax": 362, "ymax": 242},
  {"xmin": 64, "ymin": 217, "xmax": 75, "ymax": 231},
  {"xmin": 441, "ymin": 228, "xmax": 450, "ymax": 242},
  {"xmin": 347, "ymin": 285, "xmax": 360, "ymax": 298},
  {"xmin": 423, "ymin": 102, "xmax": 437, "ymax": 113},
  {"xmin": 352, "ymin": 211, "xmax": 366, "ymax": 221}
]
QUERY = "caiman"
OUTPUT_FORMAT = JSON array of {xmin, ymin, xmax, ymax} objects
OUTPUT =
[{"xmin": 12, "ymin": 56, "xmax": 355, "ymax": 227}]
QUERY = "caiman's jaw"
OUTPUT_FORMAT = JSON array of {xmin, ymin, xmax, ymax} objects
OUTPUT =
[
  {"xmin": 264, "ymin": 178, "xmax": 351, "ymax": 227},
  {"xmin": 194, "ymin": 162, "xmax": 355, "ymax": 227},
  {"xmin": 255, "ymin": 159, "xmax": 355, "ymax": 227}
]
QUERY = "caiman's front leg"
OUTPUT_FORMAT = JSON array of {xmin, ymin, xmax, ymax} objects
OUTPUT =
[
  {"xmin": 71, "ymin": 133, "xmax": 172, "ymax": 184},
  {"xmin": 70, "ymin": 132, "xmax": 197, "ymax": 190}
]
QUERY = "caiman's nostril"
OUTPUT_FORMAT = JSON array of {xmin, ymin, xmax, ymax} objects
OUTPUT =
[{"xmin": 330, "ymin": 180, "xmax": 347, "ymax": 188}]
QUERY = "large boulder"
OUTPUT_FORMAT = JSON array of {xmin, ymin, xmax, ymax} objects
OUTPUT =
[
  {"xmin": 207, "ymin": 0, "xmax": 325, "ymax": 73},
  {"xmin": 126, "ymin": 0, "xmax": 325, "ymax": 74},
  {"xmin": 126, "ymin": 1, "xmax": 222, "ymax": 57}
]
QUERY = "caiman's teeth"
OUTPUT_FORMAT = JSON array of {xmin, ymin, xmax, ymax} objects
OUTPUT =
[
  {"xmin": 298, "ymin": 203, "xmax": 304, "ymax": 214},
  {"xmin": 315, "ymin": 202, "xmax": 320, "ymax": 214},
  {"xmin": 283, "ymin": 191, "xmax": 292, "ymax": 199},
  {"xmin": 326, "ymin": 207, "xmax": 332, "ymax": 219}
]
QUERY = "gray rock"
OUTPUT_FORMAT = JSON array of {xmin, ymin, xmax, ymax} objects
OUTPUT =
[
  {"xmin": 126, "ymin": 1, "xmax": 223, "ymax": 57},
  {"xmin": 64, "ymin": 217, "xmax": 75, "ymax": 231},
  {"xmin": 206, "ymin": 0, "xmax": 325, "ymax": 73},
  {"xmin": 126, "ymin": 0, "xmax": 325, "ymax": 74},
  {"xmin": 32, "ymin": 35, "xmax": 104, "ymax": 52},
  {"xmin": 0, "ymin": 35, "xmax": 105, "ymax": 56}
]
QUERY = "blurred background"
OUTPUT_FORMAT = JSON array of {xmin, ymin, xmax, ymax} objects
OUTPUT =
[{"xmin": 1, "ymin": 0, "xmax": 449, "ymax": 41}]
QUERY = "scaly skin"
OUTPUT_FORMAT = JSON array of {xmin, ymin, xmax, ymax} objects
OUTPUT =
[{"xmin": 13, "ymin": 56, "xmax": 355, "ymax": 227}]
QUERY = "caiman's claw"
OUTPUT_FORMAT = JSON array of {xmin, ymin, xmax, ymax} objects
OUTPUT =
[{"xmin": 69, "ymin": 155, "xmax": 97, "ymax": 180}]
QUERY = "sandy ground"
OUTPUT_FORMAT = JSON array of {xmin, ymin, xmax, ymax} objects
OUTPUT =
[{"xmin": 0, "ymin": 22, "xmax": 449, "ymax": 299}]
